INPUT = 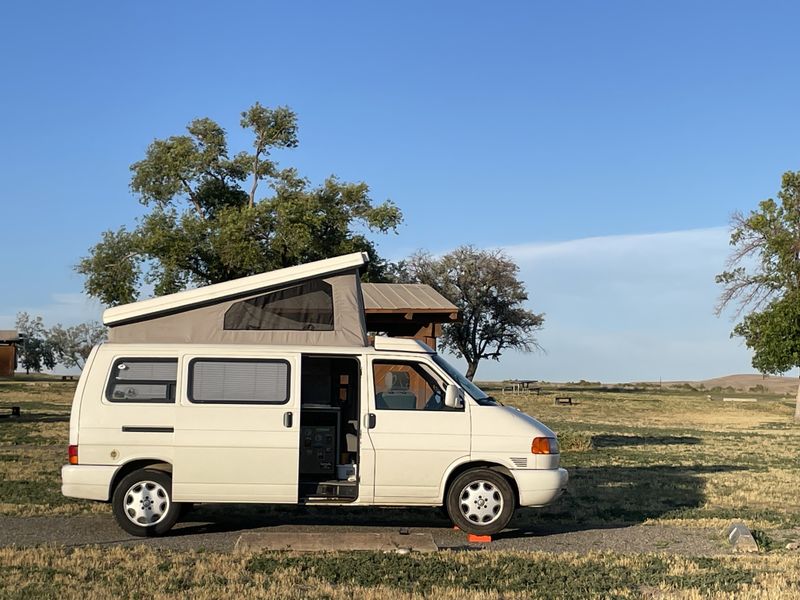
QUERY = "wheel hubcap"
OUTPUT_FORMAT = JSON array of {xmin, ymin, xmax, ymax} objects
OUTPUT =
[
  {"xmin": 123, "ymin": 480, "xmax": 169, "ymax": 526},
  {"xmin": 459, "ymin": 480, "xmax": 504, "ymax": 525}
]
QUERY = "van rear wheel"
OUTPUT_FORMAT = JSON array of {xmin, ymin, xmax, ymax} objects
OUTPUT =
[
  {"xmin": 446, "ymin": 468, "xmax": 515, "ymax": 536},
  {"xmin": 112, "ymin": 468, "xmax": 181, "ymax": 537}
]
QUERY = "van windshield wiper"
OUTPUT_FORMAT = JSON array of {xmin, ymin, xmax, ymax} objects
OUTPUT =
[{"xmin": 476, "ymin": 395, "xmax": 502, "ymax": 406}]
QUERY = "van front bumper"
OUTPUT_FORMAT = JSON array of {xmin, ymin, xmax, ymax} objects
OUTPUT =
[
  {"xmin": 61, "ymin": 465, "xmax": 117, "ymax": 501},
  {"xmin": 512, "ymin": 467, "xmax": 568, "ymax": 507}
]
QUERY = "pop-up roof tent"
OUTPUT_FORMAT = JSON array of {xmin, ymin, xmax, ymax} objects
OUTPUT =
[
  {"xmin": 103, "ymin": 252, "xmax": 461, "ymax": 349},
  {"xmin": 104, "ymin": 253, "xmax": 370, "ymax": 346}
]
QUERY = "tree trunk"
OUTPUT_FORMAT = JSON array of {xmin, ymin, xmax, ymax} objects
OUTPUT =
[
  {"xmin": 794, "ymin": 379, "xmax": 800, "ymax": 421},
  {"xmin": 465, "ymin": 361, "xmax": 478, "ymax": 381}
]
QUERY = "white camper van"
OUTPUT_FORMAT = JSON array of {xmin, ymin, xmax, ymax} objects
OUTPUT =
[{"xmin": 62, "ymin": 253, "xmax": 567, "ymax": 537}]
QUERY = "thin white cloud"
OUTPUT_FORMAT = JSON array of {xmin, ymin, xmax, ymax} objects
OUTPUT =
[
  {"xmin": 0, "ymin": 293, "xmax": 103, "ymax": 330},
  {"xmin": 505, "ymin": 226, "xmax": 729, "ymax": 261},
  {"xmin": 453, "ymin": 226, "xmax": 755, "ymax": 382}
]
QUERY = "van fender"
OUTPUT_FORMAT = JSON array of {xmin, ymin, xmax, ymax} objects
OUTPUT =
[
  {"xmin": 437, "ymin": 455, "xmax": 518, "ymax": 504},
  {"xmin": 107, "ymin": 458, "xmax": 174, "ymax": 500}
]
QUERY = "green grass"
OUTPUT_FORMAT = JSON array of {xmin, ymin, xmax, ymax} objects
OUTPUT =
[{"xmin": 245, "ymin": 551, "xmax": 755, "ymax": 595}]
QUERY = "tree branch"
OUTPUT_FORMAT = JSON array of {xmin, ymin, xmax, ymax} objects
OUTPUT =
[
  {"xmin": 249, "ymin": 148, "xmax": 262, "ymax": 207},
  {"xmin": 179, "ymin": 177, "xmax": 206, "ymax": 220}
]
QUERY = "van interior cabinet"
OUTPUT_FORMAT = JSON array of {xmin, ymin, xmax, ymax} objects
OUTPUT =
[{"xmin": 299, "ymin": 407, "xmax": 339, "ymax": 475}]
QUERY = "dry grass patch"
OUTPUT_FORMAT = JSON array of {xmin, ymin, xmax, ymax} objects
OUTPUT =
[
  {"xmin": 2, "ymin": 379, "xmax": 800, "ymax": 531},
  {"xmin": 500, "ymin": 386, "xmax": 800, "ymax": 530},
  {"xmin": 0, "ymin": 380, "xmax": 95, "ymax": 516},
  {"xmin": 1, "ymin": 546, "xmax": 800, "ymax": 599}
]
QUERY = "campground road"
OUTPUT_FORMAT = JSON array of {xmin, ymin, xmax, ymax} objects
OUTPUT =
[{"xmin": 0, "ymin": 506, "xmax": 728, "ymax": 555}]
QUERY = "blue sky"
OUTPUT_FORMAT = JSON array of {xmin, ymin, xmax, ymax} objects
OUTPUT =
[{"xmin": 1, "ymin": 1, "xmax": 799, "ymax": 380}]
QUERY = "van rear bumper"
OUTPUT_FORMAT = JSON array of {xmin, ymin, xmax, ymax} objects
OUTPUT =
[
  {"xmin": 61, "ymin": 465, "xmax": 117, "ymax": 501},
  {"xmin": 512, "ymin": 467, "xmax": 568, "ymax": 507}
]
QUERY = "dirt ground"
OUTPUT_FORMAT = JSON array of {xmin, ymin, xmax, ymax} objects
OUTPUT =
[{"xmin": 0, "ymin": 510, "xmax": 730, "ymax": 556}]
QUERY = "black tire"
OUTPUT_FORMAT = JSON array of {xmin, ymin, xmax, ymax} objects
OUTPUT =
[
  {"xmin": 112, "ymin": 468, "xmax": 181, "ymax": 537},
  {"xmin": 446, "ymin": 468, "xmax": 515, "ymax": 535}
]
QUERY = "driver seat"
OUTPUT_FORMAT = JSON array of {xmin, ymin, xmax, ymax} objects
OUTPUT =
[{"xmin": 376, "ymin": 371, "xmax": 416, "ymax": 410}]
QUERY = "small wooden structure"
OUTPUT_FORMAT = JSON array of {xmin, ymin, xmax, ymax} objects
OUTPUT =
[
  {"xmin": 502, "ymin": 379, "xmax": 541, "ymax": 395},
  {"xmin": 0, "ymin": 330, "xmax": 20, "ymax": 377},
  {"xmin": 362, "ymin": 284, "xmax": 460, "ymax": 350}
]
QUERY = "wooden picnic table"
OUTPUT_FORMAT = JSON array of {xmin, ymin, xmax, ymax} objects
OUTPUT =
[{"xmin": 502, "ymin": 380, "xmax": 542, "ymax": 395}]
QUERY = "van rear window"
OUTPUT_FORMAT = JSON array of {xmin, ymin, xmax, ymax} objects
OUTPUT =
[
  {"xmin": 188, "ymin": 359, "xmax": 290, "ymax": 404},
  {"xmin": 106, "ymin": 358, "xmax": 178, "ymax": 403}
]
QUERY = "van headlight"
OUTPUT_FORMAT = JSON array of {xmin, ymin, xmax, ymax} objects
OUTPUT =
[{"xmin": 531, "ymin": 437, "xmax": 559, "ymax": 454}]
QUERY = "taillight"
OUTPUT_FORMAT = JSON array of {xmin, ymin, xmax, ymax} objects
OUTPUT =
[
  {"xmin": 68, "ymin": 445, "xmax": 78, "ymax": 465},
  {"xmin": 531, "ymin": 437, "xmax": 559, "ymax": 454}
]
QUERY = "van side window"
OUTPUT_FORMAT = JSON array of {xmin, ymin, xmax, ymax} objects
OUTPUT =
[
  {"xmin": 373, "ymin": 361, "xmax": 457, "ymax": 411},
  {"xmin": 106, "ymin": 358, "xmax": 178, "ymax": 403},
  {"xmin": 188, "ymin": 359, "xmax": 290, "ymax": 404},
  {"xmin": 223, "ymin": 279, "xmax": 334, "ymax": 331}
]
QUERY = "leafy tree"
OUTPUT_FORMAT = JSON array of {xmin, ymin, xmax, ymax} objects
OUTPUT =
[
  {"xmin": 716, "ymin": 170, "xmax": 800, "ymax": 419},
  {"xmin": 49, "ymin": 322, "xmax": 107, "ymax": 370},
  {"xmin": 15, "ymin": 313, "xmax": 57, "ymax": 374},
  {"xmin": 402, "ymin": 246, "xmax": 545, "ymax": 380},
  {"xmin": 77, "ymin": 102, "xmax": 402, "ymax": 306}
]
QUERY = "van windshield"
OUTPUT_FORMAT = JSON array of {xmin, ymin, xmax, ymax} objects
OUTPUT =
[{"xmin": 432, "ymin": 355, "xmax": 500, "ymax": 406}]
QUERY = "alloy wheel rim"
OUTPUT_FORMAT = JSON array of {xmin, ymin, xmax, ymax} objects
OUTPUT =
[
  {"xmin": 123, "ymin": 480, "xmax": 170, "ymax": 526},
  {"xmin": 459, "ymin": 480, "xmax": 504, "ymax": 525}
]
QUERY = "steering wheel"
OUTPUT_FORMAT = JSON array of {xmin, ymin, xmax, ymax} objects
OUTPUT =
[{"xmin": 424, "ymin": 391, "xmax": 444, "ymax": 411}]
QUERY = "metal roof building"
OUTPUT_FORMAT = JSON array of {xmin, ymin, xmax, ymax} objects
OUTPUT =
[
  {"xmin": 0, "ymin": 330, "xmax": 20, "ymax": 377},
  {"xmin": 362, "ymin": 283, "xmax": 459, "ymax": 350}
]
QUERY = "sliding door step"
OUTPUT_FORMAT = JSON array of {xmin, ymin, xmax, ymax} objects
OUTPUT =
[{"xmin": 300, "ymin": 481, "xmax": 358, "ymax": 499}]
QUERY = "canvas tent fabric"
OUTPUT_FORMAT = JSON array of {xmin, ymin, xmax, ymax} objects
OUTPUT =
[{"xmin": 104, "ymin": 253, "xmax": 369, "ymax": 347}]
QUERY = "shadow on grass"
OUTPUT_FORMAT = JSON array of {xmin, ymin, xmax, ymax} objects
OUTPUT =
[
  {"xmin": 542, "ymin": 385, "xmax": 665, "ymax": 394},
  {"xmin": 0, "ymin": 413, "xmax": 69, "ymax": 424},
  {"xmin": 592, "ymin": 434, "xmax": 702, "ymax": 448},
  {"xmin": 508, "ymin": 464, "xmax": 747, "ymax": 536},
  {"xmin": 171, "ymin": 464, "xmax": 745, "ymax": 539}
]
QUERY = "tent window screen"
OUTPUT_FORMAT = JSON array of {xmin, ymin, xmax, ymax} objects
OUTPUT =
[
  {"xmin": 224, "ymin": 280, "xmax": 334, "ymax": 331},
  {"xmin": 189, "ymin": 359, "xmax": 290, "ymax": 404},
  {"xmin": 106, "ymin": 358, "xmax": 178, "ymax": 403}
]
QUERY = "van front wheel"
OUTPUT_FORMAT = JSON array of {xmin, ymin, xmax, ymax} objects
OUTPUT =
[
  {"xmin": 112, "ymin": 469, "xmax": 181, "ymax": 537},
  {"xmin": 446, "ymin": 468, "xmax": 515, "ymax": 536}
]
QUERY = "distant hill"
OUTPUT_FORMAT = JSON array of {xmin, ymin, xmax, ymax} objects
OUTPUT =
[{"xmin": 667, "ymin": 374, "xmax": 799, "ymax": 394}]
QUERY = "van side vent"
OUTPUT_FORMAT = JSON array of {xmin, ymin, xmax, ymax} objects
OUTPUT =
[{"xmin": 510, "ymin": 457, "xmax": 527, "ymax": 468}]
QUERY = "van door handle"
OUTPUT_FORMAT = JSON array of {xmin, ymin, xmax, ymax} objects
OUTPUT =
[
  {"xmin": 367, "ymin": 413, "xmax": 376, "ymax": 429},
  {"xmin": 283, "ymin": 412, "xmax": 293, "ymax": 428}
]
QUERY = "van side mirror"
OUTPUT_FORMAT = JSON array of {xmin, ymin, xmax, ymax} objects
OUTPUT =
[{"xmin": 445, "ymin": 384, "xmax": 464, "ymax": 408}]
